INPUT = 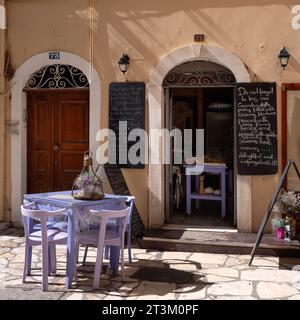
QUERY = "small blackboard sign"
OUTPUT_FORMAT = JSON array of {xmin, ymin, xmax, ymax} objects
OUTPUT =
[
  {"xmin": 104, "ymin": 164, "xmax": 145, "ymax": 237},
  {"xmin": 236, "ymin": 82, "xmax": 278, "ymax": 175},
  {"xmin": 109, "ymin": 82, "xmax": 145, "ymax": 168}
]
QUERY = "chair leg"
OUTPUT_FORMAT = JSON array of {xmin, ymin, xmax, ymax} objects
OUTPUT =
[
  {"xmin": 42, "ymin": 241, "xmax": 49, "ymax": 291},
  {"xmin": 93, "ymin": 245, "xmax": 104, "ymax": 290},
  {"xmin": 23, "ymin": 243, "xmax": 29, "ymax": 283},
  {"xmin": 75, "ymin": 243, "xmax": 80, "ymax": 264},
  {"xmin": 127, "ymin": 229, "xmax": 132, "ymax": 263},
  {"xmin": 26, "ymin": 245, "xmax": 32, "ymax": 276},
  {"xmin": 121, "ymin": 246, "xmax": 125, "ymax": 281},
  {"xmin": 82, "ymin": 245, "xmax": 89, "ymax": 266},
  {"xmin": 110, "ymin": 246, "xmax": 120, "ymax": 276},
  {"xmin": 49, "ymin": 244, "xmax": 56, "ymax": 274},
  {"xmin": 104, "ymin": 246, "xmax": 110, "ymax": 259}
]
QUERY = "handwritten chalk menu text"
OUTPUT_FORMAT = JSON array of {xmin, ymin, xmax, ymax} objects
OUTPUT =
[
  {"xmin": 109, "ymin": 82, "xmax": 145, "ymax": 168},
  {"xmin": 236, "ymin": 82, "xmax": 278, "ymax": 175}
]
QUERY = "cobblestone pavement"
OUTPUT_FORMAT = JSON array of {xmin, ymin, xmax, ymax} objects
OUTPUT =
[{"xmin": 0, "ymin": 228, "xmax": 300, "ymax": 300}]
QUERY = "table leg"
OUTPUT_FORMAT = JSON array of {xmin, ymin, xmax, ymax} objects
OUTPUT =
[
  {"xmin": 66, "ymin": 208, "xmax": 75, "ymax": 289},
  {"xmin": 195, "ymin": 175, "xmax": 199, "ymax": 210},
  {"xmin": 221, "ymin": 170, "xmax": 226, "ymax": 219},
  {"xmin": 186, "ymin": 174, "xmax": 191, "ymax": 214}
]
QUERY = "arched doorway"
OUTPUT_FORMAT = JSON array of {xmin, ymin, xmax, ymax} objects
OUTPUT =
[
  {"xmin": 148, "ymin": 44, "xmax": 252, "ymax": 232},
  {"xmin": 163, "ymin": 60, "xmax": 236, "ymax": 228},
  {"xmin": 10, "ymin": 51, "xmax": 101, "ymax": 223},
  {"xmin": 25, "ymin": 64, "xmax": 90, "ymax": 193}
]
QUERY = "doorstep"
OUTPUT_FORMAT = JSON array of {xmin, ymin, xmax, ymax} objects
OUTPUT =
[
  {"xmin": 138, "ymin": 225, "xmax": 300, "ymax": 257},
  {"xmin": 0, "ymin": 221, "xmax": 11, "ymax": 231}
]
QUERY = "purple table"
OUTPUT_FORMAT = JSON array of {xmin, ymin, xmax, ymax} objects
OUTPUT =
[
  {"xmin": 185, "ymin": 164, "xmax": 227, "ymax": 218},
  {"xmin": 24, "ymin": 190, "xmax": 128, "ymax": 289}
]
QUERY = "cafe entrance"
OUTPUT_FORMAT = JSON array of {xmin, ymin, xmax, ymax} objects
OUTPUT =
[{"xmin": 163, "ymin": 60, "xmax": 237, "ymax": 229}]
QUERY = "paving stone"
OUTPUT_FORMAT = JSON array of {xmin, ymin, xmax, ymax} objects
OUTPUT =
[
  {"xmin": 207, "ymin": 281, "xmax": 253, "ymax": 296},
  {"xmin": 241, "ymin": 269, "xmax": 298, "ymax": 283},
  {"xmin": 169, "ymin": 263, "xmax": 197, "ymax": 271},
  {"xmin": 0, "ymin": 248, "xmax": 11, "ymax": 255},
  {"xmin": 290, "ymin": 272, "xmax": 300, "ymax": 290},
  {"xmin": 0, "ymin": 241, "xmax": 18, "ymax": 248},
  {"xmin": 0, "ymin": 253, "xmax": 15, "ymax": 261},
  {"xmin": 128, "ymin": 281, "xmax": 176, "ymax": 300},
  {"xmin": 204, "ymin": 274, "xmax": 239, "ymax": 283},
  {"xmin": 161, "ymin": 251, "xmax": 190, "ymax": 260},
  {"xmin": 10, "ymin": 253, "xmax": 39, "ymax": 264},
  {"xmin": 288, "ymin": 294, "xmax": 300, "ymax": 300},
  {"xmin": 257, "ymin": 282, "xmax": 299, "ymax": 299},
  {"xmin": 175, "ymin": 284, "xmax": 206, "ymax": 300},
  {"xmin": 225, "ymin": 257, "xmax": 245, "ymax": 267},
  {"xmin": 83, "ymin": 293, "xmax": 106, "ymax": 300},
  {"xmin": 232, "ymin": 264, "xmax": 251, "ymax": 271},
  {"xmin": 66, "ymin": 293, "xmax": 83, "ymax": 300},
  {"xmin": 119, "ymin": 281, "xmax": 140, "ymax": 292},
  {"xmin": 210, "ymin": 295, "xmax": 257, "ymax": 300},
  {"xmin": 250, "ymin": 258, "xmax": 279, "ymax": 268},
  {"xmin": 291, "ymin": 265, "xmax": 300, "ymax": 271},
  {"xmin": 189, "ymin": 253, "xmax": 227, "ymax": 265},
  {"xmin": 0, "ymin": 258, "xmax": 8, "ymax": 267},
  {"xmin": 200, "ymin": 267, "xmax": 239, "ymax": 278},
  {"xmin": 134, "ymin": 253, "xmax": 159, "ymax": 260},
  {"xmin": 0, "ymin": 287, "xmax": 64, "ymax": 300}
]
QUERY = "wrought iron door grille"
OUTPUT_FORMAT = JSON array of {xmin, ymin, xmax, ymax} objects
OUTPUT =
[
  {"xmin": 163, "ymin": 60, "xmax": 236, "ymax": 87},
  {"xmin": 25, "ymin": 64, "xmax": 89, "ymax": 89}
]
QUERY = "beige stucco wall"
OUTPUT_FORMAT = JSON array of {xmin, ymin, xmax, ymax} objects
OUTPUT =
[{"xmin": 4, "ymin": 0, "xmax": 300, "ymax": 231}]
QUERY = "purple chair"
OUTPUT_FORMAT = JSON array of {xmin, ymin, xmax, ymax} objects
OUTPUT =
[
  {"xmin": 77, "ymin": 207, "xmax": 130, "ymax": 289},
  {"xmin": 21, "ymin": 203, "xmax": 68, "ymax": 291},
  {"xmin": 82, "ymin": 197, "xmax": 134, "ymax": 265}
]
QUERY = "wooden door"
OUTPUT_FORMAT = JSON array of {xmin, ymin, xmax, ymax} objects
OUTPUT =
[{"xmin": 27, "ymin": 90, "xmax": 89, "ymax": 194}]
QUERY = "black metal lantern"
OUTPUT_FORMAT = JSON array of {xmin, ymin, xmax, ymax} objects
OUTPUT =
[
  {"xmin": 278, "ymin": 47, "xmax": 290, "ymax": 69},
  {"xmin": 118, "ymin": 54, "xmax": 130, "ymax": 75},
  {"xmin": 71, "ymin": 151, "xmax": 104, "ymax": 200}
]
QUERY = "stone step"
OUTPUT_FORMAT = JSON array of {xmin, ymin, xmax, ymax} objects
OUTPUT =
[
  {"xmin": 0, "ymin": 222, "xmax": 11, "ymax": 231},
  {"xmin": 139, "ymin": 226, "xmax": 300, "ymax": 257}
]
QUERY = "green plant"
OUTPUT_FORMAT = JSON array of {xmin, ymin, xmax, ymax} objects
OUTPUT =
[{"xmin": 271, "ymin": 217, "xmax": 286, "ymax": 230}]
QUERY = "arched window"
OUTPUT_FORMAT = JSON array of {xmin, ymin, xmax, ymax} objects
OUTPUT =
[
  {"xmin": 25, "ymin": 64, "xmax": 89, "ymax": 89},
  {"xmin": 163, "ymin": 60, "xmax": 236, "ymax": 88}
]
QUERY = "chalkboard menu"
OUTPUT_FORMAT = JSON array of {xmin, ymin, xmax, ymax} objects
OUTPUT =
[
  {"xmin": 109, "ymin": 82, "xmax": 145, "ymax": 168},
  {"xmin": 104, "ymin": 163, "xmax": 145, "ymax": 237},
  {"xmin": 236, "ymin": 82, "xmax": 278, "ymax": 175}
]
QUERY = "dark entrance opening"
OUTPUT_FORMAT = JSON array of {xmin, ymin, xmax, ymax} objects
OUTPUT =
[{"xmin": 163, "ymin": 60, "xmax": 236, "ymax": 229}]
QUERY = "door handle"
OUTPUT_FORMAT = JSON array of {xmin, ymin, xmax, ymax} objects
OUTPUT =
[{"xmin": 53, "ymin": 144, "xmax": 59, "ymax": 150}]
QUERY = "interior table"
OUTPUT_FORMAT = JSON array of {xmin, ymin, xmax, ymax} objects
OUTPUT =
[
  {"xmin": 23, "ymin": 190, "xmax": 129, "ymax": 289},
  {"xmin": 185, "ymin": 163, "xmax": 227, "ymax": 218}
]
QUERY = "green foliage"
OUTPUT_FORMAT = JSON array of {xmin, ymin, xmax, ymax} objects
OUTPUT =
[{"xmin": 271, "ymin": 217, "xmax": 286, "ymax": 229}]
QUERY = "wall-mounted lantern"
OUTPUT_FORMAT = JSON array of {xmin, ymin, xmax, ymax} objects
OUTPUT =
[
  {"xmin": 278, "ymin": 47, "xmax": 290, "ymax": 69},
  {"xmin": 118, "ymin": 54, "xmax": 130, "ymax": 75}
]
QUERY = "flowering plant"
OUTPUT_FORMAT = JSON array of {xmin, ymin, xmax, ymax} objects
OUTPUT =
[
  {"xmin": 75, "ymin": 172, "xmax": 101, "ymax": 189},
  {"xmin": 271, "ymin": 217, "xmax": 286, "ymax": 230},
  {"xmin": 279, "ymin": 191, "xmax": 300, "ymax": 213}
]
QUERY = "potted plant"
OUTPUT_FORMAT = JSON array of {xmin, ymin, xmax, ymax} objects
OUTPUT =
[
  {"xmin": 278, "ymin": 191, "xmax": 300, "ymax": 240},
  {"xmin": 271, "ymin": 217, "xmax": 286, "ymax": 239}
]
